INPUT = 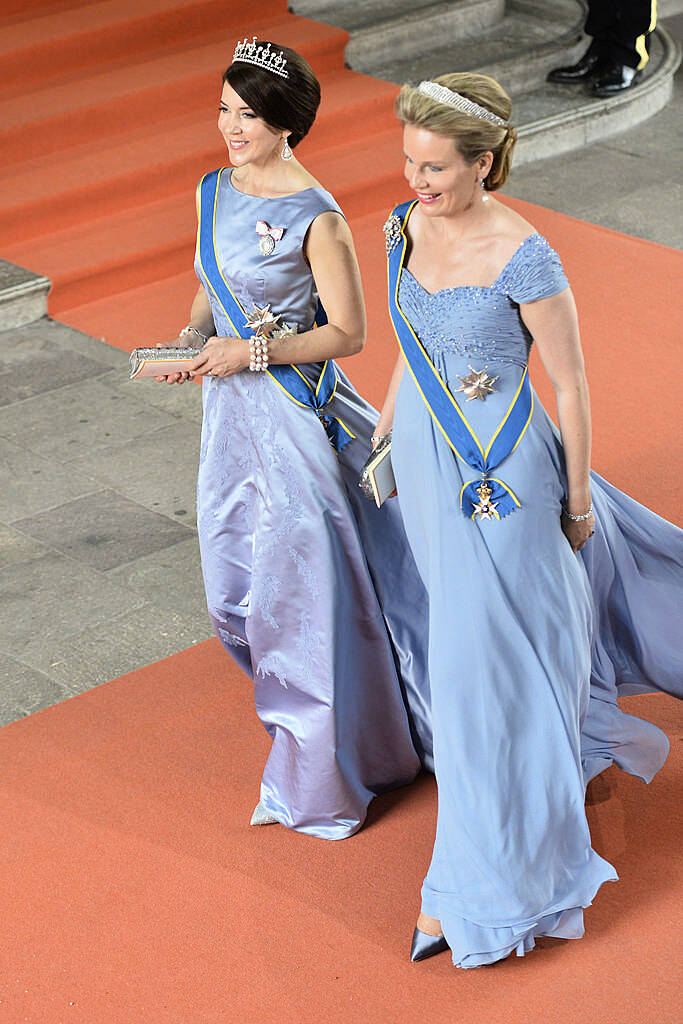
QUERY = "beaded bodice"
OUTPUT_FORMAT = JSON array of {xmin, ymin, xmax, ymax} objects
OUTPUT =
[{"xmin": 397, "ymin": 234, "xmax": 568, "ymax": 368}]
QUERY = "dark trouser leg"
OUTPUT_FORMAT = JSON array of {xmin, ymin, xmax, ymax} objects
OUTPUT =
[{"xmin": 586, "ymin": 0, "xmax": 657, "ymax": 69}]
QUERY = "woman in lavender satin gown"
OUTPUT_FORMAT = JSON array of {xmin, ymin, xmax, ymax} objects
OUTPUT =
[
  {"xmin": 155, "ymin": 40, "xmax": 432, "ymax": 840},
  {"xmin": 374, "ymin": 73, "xmax": 681, "ymax": 966}
]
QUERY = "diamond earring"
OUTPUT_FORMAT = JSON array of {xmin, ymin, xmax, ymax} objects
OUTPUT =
[{"xmin": 281, "ymin": 137, "xmax": 293, "ymax": 161}]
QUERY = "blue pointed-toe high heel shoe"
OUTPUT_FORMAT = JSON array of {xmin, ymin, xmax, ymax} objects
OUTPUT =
[{"xmin": 410, "ymin": 926, "xmax": 449, "ymax": 962}]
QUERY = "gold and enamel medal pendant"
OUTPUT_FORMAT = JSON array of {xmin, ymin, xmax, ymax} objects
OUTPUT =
[
  {"xmin": 471, "ymin": 478, "xmax": 499, "ymax": 521},
  {"xmin": 455, "ymin": 366, "xmax": 499, "ymax": 401}
]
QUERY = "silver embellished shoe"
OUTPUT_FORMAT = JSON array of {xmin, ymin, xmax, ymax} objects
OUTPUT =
[
  {"xmin": 410, "ymin": 926, "xmax": 449, "ymax": 962},
  {"xmin": 250, "ymin": 802, "xmax": 279, "ymax": 826}
]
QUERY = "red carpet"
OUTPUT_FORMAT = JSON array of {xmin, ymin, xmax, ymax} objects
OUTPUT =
[
  {"xmin": 0, "ymin": 644, "xmax": 680, "ymax": 1023},
  {"xmin": 1, "ymin": 3, "xmax": 681, "ymax": 1021}
]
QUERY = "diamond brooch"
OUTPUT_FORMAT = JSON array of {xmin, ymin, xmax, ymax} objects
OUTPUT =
[{"xmin": 383, "ymin": 214, "xmax": 402, "ymax": 255}]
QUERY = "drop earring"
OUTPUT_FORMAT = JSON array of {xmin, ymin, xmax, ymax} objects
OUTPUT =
[
  {"xmin": 478, "ymin": 176, "xmax": 490, "ymax": 201},
  {"xmin": 281, "ymin": 136, "xmax": 293, "ymax": 161}
]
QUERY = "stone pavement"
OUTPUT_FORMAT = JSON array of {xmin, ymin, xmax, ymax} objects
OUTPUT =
[
  {"xmin": 0, "ymin": 318, "xmax": 212, "ymax": 725},
  {"xmin": 0, "ymin": 21, "xmax": 681, "ymax": 728}
]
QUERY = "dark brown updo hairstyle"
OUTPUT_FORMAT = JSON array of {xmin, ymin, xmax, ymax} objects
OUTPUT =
[
  {"xmin": 395, "ymin": 73, "xmax": 517, "ymax": 191},
  {"xmin": 223, "ymin": 41, "xmax": 321, "ymax": 148}
]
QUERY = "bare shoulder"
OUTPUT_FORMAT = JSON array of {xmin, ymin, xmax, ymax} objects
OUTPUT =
[
  {"xmin": 287, "ymin": 165, "xmax": 323, "ymax": 193},
  {"xmin": 306, "ymin": 209, "xmax": 352, "ymax": 253},
  {"xmin": 489, "ymin": 199, "xmax": 539, "ymax": 261}
]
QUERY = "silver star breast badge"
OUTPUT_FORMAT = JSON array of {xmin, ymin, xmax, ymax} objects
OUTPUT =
[
  {"xmin": 455, "ymin": 366, "xmax": 499, "ymax": 401},
  {"xmin": 272, "ymin": 322, "xmax": 299, "ymax": 341},
  {"xmin": 245, "ymin": 304, "xmax": 282, "ymax": 337}
]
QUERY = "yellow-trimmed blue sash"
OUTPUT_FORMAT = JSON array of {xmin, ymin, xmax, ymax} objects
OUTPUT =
[
  {"xmin": 196, "ymin": 168, "xmax": 354, "ymax": 452},
  {"xmin": 387, "ymin": 199, "xmax": 533, "ymax": 519}
]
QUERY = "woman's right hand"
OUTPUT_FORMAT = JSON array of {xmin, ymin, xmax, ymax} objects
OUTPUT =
[{"xmin": 153, "ymin": 334, "xmax": 194, "ymax": 384}]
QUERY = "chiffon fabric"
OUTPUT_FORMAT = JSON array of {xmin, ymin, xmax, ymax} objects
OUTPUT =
[
  {"xmin": 194, "ymin": 170, "xmax": 433, "ymax": 840},
  {"xmin": 392, "ymin": 232, "xmax": 682, "ymax": 966}
]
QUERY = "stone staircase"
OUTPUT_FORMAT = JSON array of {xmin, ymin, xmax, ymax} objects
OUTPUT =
[
  {"xmin": 0, "ymin": 0, "xmax": 679, "ymax": 339},
  {"xmin": 290, "ymin": 0, "xmax": 682, "ymax": 165}
]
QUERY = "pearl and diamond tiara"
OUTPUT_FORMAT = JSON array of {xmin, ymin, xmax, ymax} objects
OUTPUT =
[
  {"xmin": 232, "ymin": 36, "xmax": 289, "ymax": 79},
  {"xmin": 416, "ymin": 81, "xmax": 509, "ymax": 127}
]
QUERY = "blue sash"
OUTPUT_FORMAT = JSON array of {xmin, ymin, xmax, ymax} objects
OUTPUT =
[
  {"xmin": 196, "ymin": 168, "xmax": 354, "ymax": 452},
  {"xmin": 387, "ymin": 200, "xmax": 533, "ymax": 520}
]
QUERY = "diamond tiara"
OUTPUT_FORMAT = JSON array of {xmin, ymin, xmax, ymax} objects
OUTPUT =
[
  {"xmin": 232, "ymin": 37, "xmax": 289, "ymax": 79},
  {"xmin": 416, "ymin": 81, "xmax": 508, "ymax": 128}
]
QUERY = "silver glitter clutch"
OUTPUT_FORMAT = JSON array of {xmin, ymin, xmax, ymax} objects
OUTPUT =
[
  {"xmin": 359, "ymin": 431, "xmax": 395, "ymax": 508},
  {"xmin": 128, "ymin": 347, "xmax": 201, "ymax": 380}
]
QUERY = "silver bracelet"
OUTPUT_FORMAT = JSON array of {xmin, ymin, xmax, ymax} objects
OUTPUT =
[
  {"xmin": 562, "ymin": 504, "xmax": 593, "ymax": 522},
  {"xmin": 179, "ymin": 325, "xmax": 208, "ymax": 345}
]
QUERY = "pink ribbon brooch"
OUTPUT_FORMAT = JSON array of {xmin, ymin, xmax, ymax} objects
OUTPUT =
[{"xmin": 255, "ymin": 220, "xmax": 284, "ymax": 256}]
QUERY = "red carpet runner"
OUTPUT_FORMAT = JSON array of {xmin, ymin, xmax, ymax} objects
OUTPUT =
[
  {"xmin": 0, "ymin": 648, "xmax": 680, "ymax": 1023},
  {"xmin": 0, "ymin": 3, "xmax": 681, "ymax": 1021}
]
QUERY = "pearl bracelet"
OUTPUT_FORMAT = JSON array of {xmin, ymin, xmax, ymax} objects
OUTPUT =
[
  {"xmin": 249, "ymin": 334, "xmax": 269, "ymax": 372},
  {"xmin": 562, "ymin": 504, "xmax": 593, "ymax": 522},
  {"xmin": 179, "ymin": 325, "xmax": 208, "ymax": 345}
]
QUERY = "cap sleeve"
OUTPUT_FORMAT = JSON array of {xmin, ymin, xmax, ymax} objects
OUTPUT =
[
  {"xmin": 290, "ymin": 188, "xmax": 346, "ymax": 252},
  {"xmin": 498, "ymin": 234, "xmax": 569, "ymax": 304}
]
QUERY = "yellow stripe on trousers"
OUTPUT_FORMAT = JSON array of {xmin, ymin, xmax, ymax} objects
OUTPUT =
[{"xmin": 635, "ymin": 1, "xmax": 657, "ymax": 70}]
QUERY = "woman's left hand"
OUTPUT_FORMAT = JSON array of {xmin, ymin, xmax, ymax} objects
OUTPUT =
[
  {"xmin": 561, "ymin": 510, "xmax": 595, "ymax": 552},
  {"xmin": 189, "ymin": 337, "xmax": 249, "ymax": 378}
]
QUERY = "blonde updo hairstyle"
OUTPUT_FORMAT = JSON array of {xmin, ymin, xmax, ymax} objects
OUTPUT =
[{"xmin": 395, "ymin": 73, "xmax": 517, "ymax": 191}]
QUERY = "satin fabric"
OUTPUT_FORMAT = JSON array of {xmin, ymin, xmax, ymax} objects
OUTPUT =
[
  {"xmin": 193, "ymin": 170, "xmax": 432, "ymax": 840},
  {"xmin": 392, "ymin": 233, "xmax": 681, "ymax": 966}
]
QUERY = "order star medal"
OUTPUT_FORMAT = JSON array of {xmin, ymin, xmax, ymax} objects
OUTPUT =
[
  {"xmin": 258, "ymin": 234, "xmax": 275, "ymax": 256},
  {"xmin": 455, "ymin": 366, "xmax": 499, "ymax": 401},
  {"xmin": 472, "ymin": 480, "xmax": 499, "ymax": 521},
  {"xmin": 272, "ymin": 322, "xmax": 298, "ymax": 341},
  {"xmin": 245, "ymin": 303, "xmax": 281, "ymax": 337}
]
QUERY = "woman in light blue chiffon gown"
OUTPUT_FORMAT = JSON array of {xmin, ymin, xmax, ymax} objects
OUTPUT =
[
  {"xmin": 155, "ymin": 40, "xmax": 432, "ymax": 840},
  {"xmin": 375, "ymin": 72, "xmax": 682, "ymax": 967}
]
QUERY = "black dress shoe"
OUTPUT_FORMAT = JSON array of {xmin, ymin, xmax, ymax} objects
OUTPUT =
[
  {"xmin": 592, "ymin": 64, "xmax": 643, "ymax": 96},
  {"xmin": 547, "ymin": 47, "xmax": 606, "ymax": 83}
]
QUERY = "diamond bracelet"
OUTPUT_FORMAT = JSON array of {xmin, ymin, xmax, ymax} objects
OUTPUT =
[
  {"xmin": 179, "ymin": 325, "xmax": 208, "ymax": 345},
  {"xmin": 562, "ymin": 504, "xmax": 593, "ymax": 522}
]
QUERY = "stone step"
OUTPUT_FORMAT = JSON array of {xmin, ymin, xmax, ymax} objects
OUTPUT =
[
  {"xmin": 346, "ymin": 1, "xmax": 505, "ymax": 69},
  {"xmin": 357, "ymin": 0, "xmax": 586, "ymax": 95},
  {"xmin": 289, "ymin": 0, "xmax": 483, "ymax": 32},
  {"xmin": 0, "ymin": 259, "xmax": 51, "ymax": 331},
  {"xmin": 513, "ymin": 27, "xmax": 681, "ymax": 166},
  {"xmin": 291, "ymin": 0, "xmax": 681, "ymax": 167}
]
